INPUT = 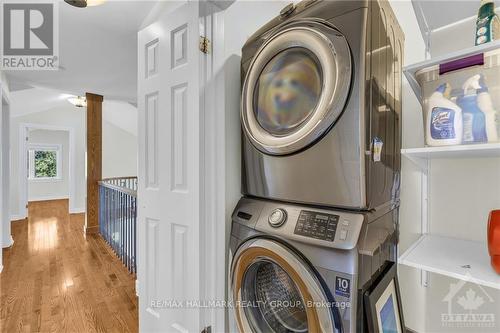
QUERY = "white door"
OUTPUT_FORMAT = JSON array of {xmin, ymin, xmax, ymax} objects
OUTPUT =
[{"xmin": 138, "ymin": 2, "xmax": 203, "ymax": 332}]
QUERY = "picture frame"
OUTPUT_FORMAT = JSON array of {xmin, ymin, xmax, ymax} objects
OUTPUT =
[{"xmin": 364, "ymin": 262, "xmax": 405, "ymax": 333}]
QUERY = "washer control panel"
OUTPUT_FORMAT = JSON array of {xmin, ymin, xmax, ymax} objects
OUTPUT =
[
  {"xmin": 294, "ymin": 210, "xmax": 339, "ymax": 241},
  {"xmin": 234, "ymin": 197, "xmax": 365, "ymax": 250},
  {"xmin": 268, "ymin": 208, "xmax": 287, "ymax": 227}
]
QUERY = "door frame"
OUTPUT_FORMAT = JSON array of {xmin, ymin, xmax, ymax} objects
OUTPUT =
[
  {"xmin": 1, "ymin": 82, "xmax": 13, "ymax": 252},
  {"xmin": 199, "ymin": 2, "xmax": 226, "ymax": 331},
  {"xmin": 18, "ymin": 123, "xmax": 77, "ymax": 218}
]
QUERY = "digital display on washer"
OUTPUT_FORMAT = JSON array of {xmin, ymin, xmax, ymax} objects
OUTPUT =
[{"xmin": 294, "ymin": 210, "xmax": 339, "ymax": 241}]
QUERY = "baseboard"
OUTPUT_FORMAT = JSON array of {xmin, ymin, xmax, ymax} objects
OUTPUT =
[
  {"xmin": 135, "ymin": 279, "xmax": 139, "ymax": 297},
  {"xmin": 10, "ymin": 214, "xmax": 26, "ymax": 222},
  {"xmin": 70, "ymin": 207, "xmax": 86, "ymax": 214},
  {"xmin": 0, "ymin": 265, "xmax": 3, "ymax": 274},
  {"xmin": 28, "ymin": 196, "xmax": 69, "ymax": 202}
]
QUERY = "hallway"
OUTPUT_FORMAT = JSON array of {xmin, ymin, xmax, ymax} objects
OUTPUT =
[{"xmin": 0, "ymin": 200, "xmax": 138, "ymax": 332}]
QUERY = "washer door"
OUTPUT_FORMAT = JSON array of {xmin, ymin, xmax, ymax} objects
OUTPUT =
[
  {"xmin": 242, "ymin": 23, "xmax": 352, "ymax": 155},
  {"xmin": 230, "ymin": 238, "xmax": 341, "ymax": 333}
]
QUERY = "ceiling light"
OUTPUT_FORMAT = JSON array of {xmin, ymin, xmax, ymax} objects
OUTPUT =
[
  {"xmin": 68, "ymin": 96, "xmax": 87, "ymax": 108},
  {"xmin": 86, "ymin": 0, "xmax": 106, "ymax": 6},
  {"xmin": 64, "ymin": 0, "xmax": 105, "ymax": 8}
]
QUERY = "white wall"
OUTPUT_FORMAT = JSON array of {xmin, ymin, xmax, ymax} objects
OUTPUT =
[
  {"xmin": 102, "ymin": 120, "xmax": 137, "ymax": 178},
  {"xmin": 430, "ymin": 8, "xmax": 500, "ymax": 58},
  {"xmin": 27, "ymin": 129, "xmax": 70, "ymax": 202},
  {"xmin": 387, "ymin": 1, "xmax": 428, "ymax": 331},
  {"xmin": 10, "ymin": 106, "xmax": 86, "ymax": 218}
]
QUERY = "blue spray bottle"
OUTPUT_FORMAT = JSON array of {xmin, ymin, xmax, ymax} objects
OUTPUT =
[{"xmin": 457, "ymin": 75, "xmax": 488, "ymax": 144}]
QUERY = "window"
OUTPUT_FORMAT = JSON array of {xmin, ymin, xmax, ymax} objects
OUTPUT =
[{"xmin": 28, "ymin": 144, "xmax": 62, "ymax": 181}]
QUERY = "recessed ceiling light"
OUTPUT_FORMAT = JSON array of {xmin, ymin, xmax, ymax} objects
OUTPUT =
[
  {"xmin": 68, "ymin": 96, "xmax": 87, "ymax": 108},
  {"xmin": 64, "ymin": 0, "xmax": 105, "ymax": 8}
]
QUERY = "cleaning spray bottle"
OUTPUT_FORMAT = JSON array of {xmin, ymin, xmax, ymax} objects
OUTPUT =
[
  {"xmin": 477, "ymin": 74, "xmax": 499, "ymax": 142},
  {"xmin": 457, "ymin": 75, "xmax": 488, "ymax": 144},
  {"xmin": 426, "ymin": 83, "xmax": 463, "ymax": 146},
  {"xmin": 476, "ymin": 0, "xmax": 500, "ymax": 45}
]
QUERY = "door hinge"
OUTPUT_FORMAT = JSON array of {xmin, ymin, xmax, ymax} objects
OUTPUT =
[
  {"xmin": 199, "ymin": 36, "xmax": 210, "ymax": 54},
  {"xmin": 201, "ymin": 326, "xmax": 211, "ymax": 333}
]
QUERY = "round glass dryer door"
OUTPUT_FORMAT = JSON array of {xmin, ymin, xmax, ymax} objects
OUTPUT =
[
  {"xmin": 242, "ymin": 23, "xmax": 352, "ymax": 155},
  {"xmin": 230, "ymin": 238, "xmax": 340, "ymax": 333}
]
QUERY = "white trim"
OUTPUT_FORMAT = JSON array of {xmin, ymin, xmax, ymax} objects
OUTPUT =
[
  {"xmin": 28, "ymin": 143, "xmax": 63, "ymax": 180},
  {"xmin": 28, "ymin": 195, "xmax": 69, "ymax": 202},
  {"xmin": 28, "ymin": 177, "xmax": 64, "ymax": 183},
  {"xmin": 10, "ymin": 214, "xmax": 26, "ymax": 221},
  {"xmin": 19, "ymin": 123, "xmax": 77, "ymax": 217},
  {"xmin": 200, "ymin": 4, "xmax": 226, "ymax": 332},
  {"xmin": 0, "ymin": 264, "xmax": 3, "ymax": 274},
  {"xmin": 0, "ymin": 82, "xmax": 11, "ymax": 269},
  {"xmin": 69, "ymin": 207, "xmax": 85, "ymax": 214}
]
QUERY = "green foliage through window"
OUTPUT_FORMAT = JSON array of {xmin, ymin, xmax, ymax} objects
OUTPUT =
[{"xmin": 34, "ymin": 151, "xmax": 57, "ymax": 178}]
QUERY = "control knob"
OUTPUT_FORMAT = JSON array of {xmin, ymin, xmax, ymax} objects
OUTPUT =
[{"xmin": 268, "ymin": 208, "xmax": 287, "ymax": 227}]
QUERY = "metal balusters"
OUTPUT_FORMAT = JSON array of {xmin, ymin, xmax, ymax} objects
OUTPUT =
[{"xmin": 98, "ymin": 177, "xmax": 137, "ymax": 274}]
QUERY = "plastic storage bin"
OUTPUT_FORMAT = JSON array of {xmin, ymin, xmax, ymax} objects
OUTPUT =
[{"xmin": 416, "ymin": 47, "xmax": 500, "ymax": 146}]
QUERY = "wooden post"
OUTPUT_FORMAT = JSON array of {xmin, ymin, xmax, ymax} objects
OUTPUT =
[{"xmin": 86, "ymin": 93, "xmax": 103, "ymax": 234}]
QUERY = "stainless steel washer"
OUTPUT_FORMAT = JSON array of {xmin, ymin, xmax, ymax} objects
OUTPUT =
[
  {"xmin": 229, "ymin": 197, "xmax": 399, "ymax": 333},
  {"xmin": 240, "ymin": 0, "xmax": 404, "ymax": 210}
]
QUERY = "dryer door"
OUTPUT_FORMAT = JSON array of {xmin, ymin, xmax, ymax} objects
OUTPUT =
[
  {"xmin": 230, "ymin": 237, "xmax": 341, "ymax": 333},
  {"xmin": 242, "ymin": 23, "xmax": 352, "ymax": 155}
]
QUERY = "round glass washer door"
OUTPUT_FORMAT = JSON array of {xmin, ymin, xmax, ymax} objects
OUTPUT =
[
  {"xmin": 242, "ymin": 23, "xmax": 352, "ymax": 155},
  {"xmin": 230, "ymin": 238, "xmax": 340, "ymax": 333}
]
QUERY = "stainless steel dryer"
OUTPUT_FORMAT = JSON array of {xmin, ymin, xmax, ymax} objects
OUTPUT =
[
  {"xmin": 229, "ymin": 197, "xmax": 399, "ymax": 333},
  {"xmin": 241, "ymin": 0, "xmax": 404, "ymax": 210}
]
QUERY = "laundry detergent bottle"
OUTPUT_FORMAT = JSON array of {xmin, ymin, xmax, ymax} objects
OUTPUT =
[
  {"xmin": 458, "ymin": 75, "xmax": 488, "ymax": 144},
  {"xmin": 477, "ymin": 74, "xmax": 499, "ymax": 142},
  {"xmin": 476, "ymin": 0, "xmax": 500, "ymax": 45},
  {"xmin": 426, "ymin": 83, "xmax": 463, "ymax": 146}
]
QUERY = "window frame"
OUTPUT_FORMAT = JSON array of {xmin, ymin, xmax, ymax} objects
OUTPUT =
[{"xmin": 28, "ymin": 143, "xmax": 63, "ymax": 182}]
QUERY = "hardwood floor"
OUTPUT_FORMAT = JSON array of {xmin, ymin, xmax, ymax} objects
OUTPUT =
[{"xmin": 0, "ymin": 199, "xmax": 138, "ymax": 333}]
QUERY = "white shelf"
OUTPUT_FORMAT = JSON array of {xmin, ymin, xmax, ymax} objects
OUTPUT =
[
  {"xmin": 402, "ymin": 143, "xmax": 500, "ymax": 171},
  {"xmin": 399, "ymin": 234, "xmax": 500, "ymax": 290}
]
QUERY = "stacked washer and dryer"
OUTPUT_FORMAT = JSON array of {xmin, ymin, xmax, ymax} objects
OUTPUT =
[{"xmin": 229, "ymin": 0, "xmax": 404, "ymax": 332}]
